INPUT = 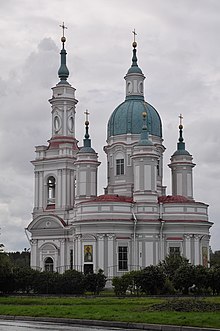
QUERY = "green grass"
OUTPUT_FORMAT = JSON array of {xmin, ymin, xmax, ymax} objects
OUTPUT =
[{"xmin": 0, "ymin": 296, "xmax": 220, "ymax": 329}]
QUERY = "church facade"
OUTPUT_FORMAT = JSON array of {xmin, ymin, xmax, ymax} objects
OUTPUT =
[{"xmin": 27, "ymin": 31, "xmax": 212, "ymax": 278}]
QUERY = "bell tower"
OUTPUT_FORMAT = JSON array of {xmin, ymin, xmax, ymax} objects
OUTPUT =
[{"xmin": 32, "ymin": 24, "xmax": 79, "ymax": 219}]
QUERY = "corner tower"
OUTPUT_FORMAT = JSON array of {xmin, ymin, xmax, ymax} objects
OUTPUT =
[
  {"xmin": 168, "ymin": 115, "xmax": 195, "ymax": 200},
  {"xmin": 75, "ymin": 111, "xmax": 100, "ymax": 203}
]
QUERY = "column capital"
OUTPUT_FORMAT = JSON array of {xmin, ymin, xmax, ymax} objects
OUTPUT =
[
  {"xmin": 97, "ymin": 233, "xmax": 105, "ymax": 240},
  {"xmin": 73, "ymin": 234, "xmax": 82, "ymax": 240},
  {"xmin": 194, "ymin": 234, "xmax": 201, "ymax": 240},
  {"xmin": 184, "ymin": 234, "xmax": 193, "ymax": 239},
  {"xmin": 106, "ymin": 233, "xmax": 115, "ymax": 240}
]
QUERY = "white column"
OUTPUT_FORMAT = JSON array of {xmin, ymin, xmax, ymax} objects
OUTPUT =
[
  {"xmin": 185, "ymin": 234, "xmax": 192, "ymax": 263},
  {"xmin": 194, "ymin": 235, "xmax": 200, "ymax": 265},
  {"xmin": 77, "ymin": 235, "xmax": 82, "ymax": 272},
  {"xmin": 54, "ymin": 250, "xmax": 58, "ymax": 272},
  {"xmin": 57, "ymin": 169, "xmax": 62, "ymax": 208},
  {"xmin": 97, "ymin": 234, "xmax": 105, "ymax": 271},
  {"xmin": 73, "ymin": 236, "xmax": 77, "ymax": 269},
  {"xmin": 31, "ymin": 239, "xmax": 37, "ymax": 269},
  {"xmin": 39, "ymin": 171, "xmax": 44, "ymax": 208},
  {"xmin": 66, "ymin": 169, "xmax": 71, "ymax": 207},
  {"xmin": 62, "ymin": 169, "xmax": 67, "ymax": 207},
  {"xmin": 40, "ymin": 251, "xmax": 43, "ymax": 271},
  {"xmin": 131, "ymin": 234, "xmax": 138, "ymax": 269},
  {"xmin": 60, "ymin": 239, "xmax": 65, "ymax": 273},
  {"xmin": 138, "ymin": 241, "xmax": 143, "ymax": 268},
  {"xmin": 107, "ymin": 234, "xmax": 115, "ymax": 278},
  {"xmin": 34, "ymin": 172, "xmax": 39, "ymax": 208},
  {"xmin": 70, "ymin": 170, "xmax": 75, "ymax": 207},
  {"xmin": 160, "ymin": 235, "xmax": 165, "ymax": 261},
  {"xmin": 155, "ymin": 236, "xmax": 159, "ymax": 265}
]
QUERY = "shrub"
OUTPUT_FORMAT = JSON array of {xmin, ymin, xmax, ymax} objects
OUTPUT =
[
  {"xmin": 136, "ymin": 265, "xmax": 166, "ymax": 295},
  {"xmin": 85, "ymin": 269, "xmax": 107, "ymax": 294},
  {"xmin": 112, "ymin": 276, "xmax": 129, "ymax": 296}
]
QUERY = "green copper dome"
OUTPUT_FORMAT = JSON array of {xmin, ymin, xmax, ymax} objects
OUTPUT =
[
  {"xmin": 107, "ymin": 98, "xmax": 162, "ymax": 139},
  {"xmin": 107, "ymin": 38, "xmax": 162, "ymax": 139}
]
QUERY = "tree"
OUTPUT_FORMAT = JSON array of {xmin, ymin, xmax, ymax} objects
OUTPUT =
[
  {"xmin": 173, "ymin": 264, "xmax": 195, "ymax": 294},
  {"xmin": 0, "ymin": 252, "xmax": 14, "ymax": 293},
  {"xmin": 136, "ymin": 265, "xmax": 166, "ymax": 295},
  {"xmin": 210, "ymin": 250, "xmax": 220, "ymax": 267},
  {"xmin": 112, "ymin": 276, "xmax": 129, "ymax": 296},
  {"xmin": 208, "ymin": 266, "xmax": 220, "ymax": 295},
  {"xmin": 13, "ymin": 267, "xmax": 38, "ymax": 293},
  {"xmin": 85, "ymin": 269, "xmax": 107, "ymax": 294},
  {"xmin": 8, "ymin": 249, "xmax": 30, "ymax": 268},
  {"xmin": 159, "ymin": 254, "xmax": 189, "ymax": 281},
  {"xmin": 193, "ymin": 265, "xmax": 209, "ymax": 294},
  {"xmin": 60, "ymin": 270, "xmax": 86, "ymax": 294}
]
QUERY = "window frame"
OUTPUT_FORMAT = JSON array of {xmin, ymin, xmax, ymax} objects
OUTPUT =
[
  {"xmin": 118, "ymin": 246, "xmax": 128, "ymax": 271},
  {"xmin": 116, "ymin": 158, "xmax": 125, "ymax": 176}
]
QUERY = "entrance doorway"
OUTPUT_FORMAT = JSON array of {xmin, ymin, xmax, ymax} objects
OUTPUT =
[{"xmin": 84, "ymin": 264, "xmax": 93, "ymax": 274}]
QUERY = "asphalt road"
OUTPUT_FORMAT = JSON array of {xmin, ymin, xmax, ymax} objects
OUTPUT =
[{"xmin": 0, "ymin": 320, "xmax": 124, "ymax": 331}]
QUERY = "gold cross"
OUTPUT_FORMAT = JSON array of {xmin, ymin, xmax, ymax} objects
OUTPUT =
[
  {"xmin": 84, "ymin": 109, "xmax": 90, "ymax": 122},
  {"xmin": 179, "ymin": 113, "xmax": 183, "ymax": 126},
  {"xmin": 132, "ymin": 29, "xmax": 137, "ymax": 43},
  {"xmin": 60, "ymin": 22, "xmax": 67, "ymax": 38}
]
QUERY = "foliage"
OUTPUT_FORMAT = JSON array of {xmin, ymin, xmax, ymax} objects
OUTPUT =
[
  {"xmin": 85, "ymin": 269, "xmax": 107, "ymax": 294},
  {"xmin": 136, "ymin": 265, "xmax": 166, "ymax": 295},
  {"xmin": 32, "ymin": 271, "xmax": 61, "ymax": 294},
  {"xmin": 60, "ymin": 270, "xmax": 86, "ymax": 295},
  {"xmin": 0, "ymin": 252, "xmax": 14, "ymax": 293},
  {"xmin": 112, "ymin": 276, "xmax": 129, "ymax": 296},
  {"xmin": 208, "ymin": 266, "xmax": 220, "ymax": 295},
  {"xmin": 13, "ymin": 267, "xmax": 39, "ymax": 293},
  {"xmin": 193, "ymin": 265, "xmax": 209, "ymax": 294},
  {"xmin": 8, "ymin": 249, "xmax": 30, "ymax": 268},
  {"xmin": 172, "ymin": 264, "xmax": 195, "ymax": 294},
  {"xmin": 159, "ymin": 254, "xmax": 190, "ymax": 281},
  {"xmin": 210, "ymin": 250, "xmax": 220, "ymax": 267}
]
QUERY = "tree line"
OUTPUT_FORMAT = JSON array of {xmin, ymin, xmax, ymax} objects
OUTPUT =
[
  {"xmin": 112, "ymin": 255, "xmax": 220, "ymax": 296},
  {"xmin": 1, "ymin": 248, "xmax": 220, "ymax": 295}
]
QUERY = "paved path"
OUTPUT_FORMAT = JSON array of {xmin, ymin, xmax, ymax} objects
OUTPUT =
[
  {"xmin": 0, "ymin": 317, "xmax": 219, "ymax": 331},
  {"xmin": 0, "ymin": 320, "xmax": 123, "ymax": 331}
]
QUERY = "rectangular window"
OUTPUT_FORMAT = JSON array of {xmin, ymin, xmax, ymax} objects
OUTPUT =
[
  {"xmin": 118, "ymin": 246, "xmax": 128, "ymax": 271},
  {"xmin": 169, "ymin": 246, "xmax": 180, "ymax": 256},
  {"xmin": 116, "ymin": 159, "xmax": 124, "ymax": 175}
]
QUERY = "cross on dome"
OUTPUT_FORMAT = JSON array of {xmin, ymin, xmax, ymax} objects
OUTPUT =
[
  {"xmin": 179, "ymin": 113, "xmax": 183, "ymax": 126},
  {"xmin": 84, "ymin": 109, "xmax": 90, "ymax": 123},
  {"xmin": 132, "ymin": 29, "xmax": 137, "ymax": 43},
  {"xmin": 60, "ymin": 22, "xmax": 67, "ymax": 38}
]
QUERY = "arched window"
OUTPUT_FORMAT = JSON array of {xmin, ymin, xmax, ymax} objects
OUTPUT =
[
  {"xmin": 47, "ymin": 176, "xmax": 55, "ymax": 204},
  {"xmin": 44, "ymin": 257, "xmax": 54, "ymax": 272}
]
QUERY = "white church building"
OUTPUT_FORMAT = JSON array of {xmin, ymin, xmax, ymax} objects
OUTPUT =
[{"xmin": 27, "ymin": 29, "xmax": 212, "ymax": 277}]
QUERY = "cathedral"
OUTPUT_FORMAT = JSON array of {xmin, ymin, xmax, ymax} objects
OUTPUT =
[{"xmin": 27, "ymin": 29, "xmax": 212, "ymax": 278}]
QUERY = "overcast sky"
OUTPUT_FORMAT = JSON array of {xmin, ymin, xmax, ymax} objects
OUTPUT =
[{"xmin": 0, "ymin": 0, "xmax": 220, "ymax": 252}]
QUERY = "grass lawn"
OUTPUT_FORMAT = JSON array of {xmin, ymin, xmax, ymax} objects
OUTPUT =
[{"xmin": 0, "ymin": 296, "xmax": 220, "ymax": 329}]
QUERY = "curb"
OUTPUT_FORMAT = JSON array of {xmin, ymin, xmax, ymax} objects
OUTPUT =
[{"xmin": 0, "ymin": 315, "xmax": 219, "ymax": 331}]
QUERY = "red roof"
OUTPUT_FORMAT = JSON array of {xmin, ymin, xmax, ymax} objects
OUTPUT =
[
  {"xmin": 86, "ymin": 194, "xmax": 133, "ymax": 203},
  {"xmin": 47, "ymin": 136, "xmax": 79, "ymax": 150},
  {"xmin": 158, "ymin": 195, "xmax": 193, "ymax": 204}
]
